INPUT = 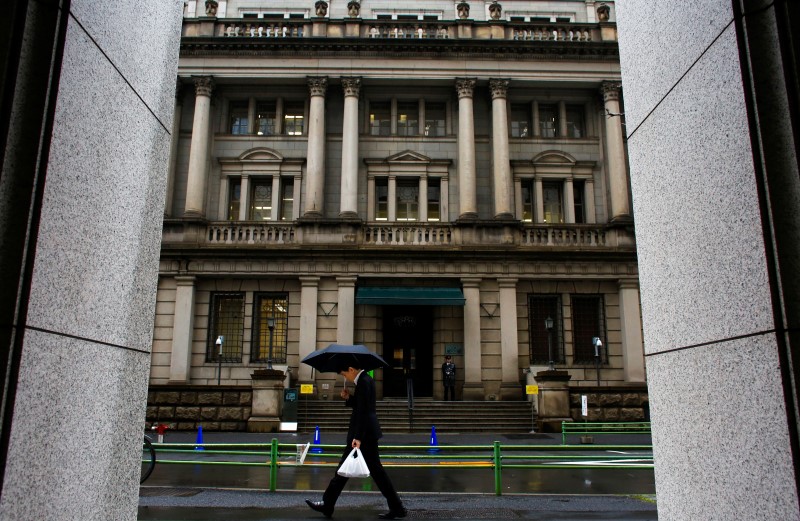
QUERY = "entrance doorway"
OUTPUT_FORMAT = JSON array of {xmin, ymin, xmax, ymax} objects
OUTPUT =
[{"xmin": 382, "ymin": 306, "xmax": 433, "ymax": 398}]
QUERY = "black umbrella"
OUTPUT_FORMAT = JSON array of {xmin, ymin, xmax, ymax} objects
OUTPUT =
[{"xmin": 301, "ymin": 344, "xmax": 389, "ymax": 373}]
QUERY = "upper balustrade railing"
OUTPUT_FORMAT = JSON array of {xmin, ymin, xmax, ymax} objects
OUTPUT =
[
  {"xmin": 190, "ymin": 221, "xmax": 632, "ymax": 249},
  {"xmin": 182, "ymin": 18, "xmax": 615, "ymax": 43}
]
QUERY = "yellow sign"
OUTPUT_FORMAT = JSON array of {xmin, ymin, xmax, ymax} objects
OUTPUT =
[
  {"xmin": 526, "ymin": 385, "xmax": 539, "ymax": 395},
  {"xmin": 300, "ymin": 384, "xmax": 314, "ymax": 394}
]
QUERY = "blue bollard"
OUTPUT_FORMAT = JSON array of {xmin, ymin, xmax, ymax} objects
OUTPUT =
[
  {"xmin": 427, "ymin": 425, "xmax": 440, "ymax": 453},
  {"xmin": 311, "ymin": 425, "xmax": 323, "ymax": 453},
  {"xmin": 194, "ymin": 425, "xmax": 204, "ymax": 451}
]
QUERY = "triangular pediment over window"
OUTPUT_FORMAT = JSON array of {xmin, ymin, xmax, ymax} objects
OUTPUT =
[{"xmin": 386, "ymin": 150, "xmax": 431, "ymax": 164}]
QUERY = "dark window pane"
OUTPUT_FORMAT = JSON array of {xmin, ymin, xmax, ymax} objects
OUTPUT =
[
  {"xmin": 228, "ymin": 179, "xmax": 241, "ymax": 220},
  {"xmin": 566, "ymin": 104, "xmax": 585, "ymax": 138},
  {"xmin": 573, "ymin": 180, "xmax": 585, "ymax": 223},
  {"xmin": 370, "ymin": 102, "xmax": 391, "ymax": 136},
  {"xmin": 572, "ymin": 296, "xmax": 606, "ymax": 363},
  {"xmin": 208, "ymin": 293, "xmax": 244, "ymax": 362},
  {"xmin": 251, "ymin": 294, "xmax": 289, "ymax": 363},
  {"xmin": 543, "ymin": 181, "xmax": 563, "ymax": 223},
  {"xmin": 376, "ymin": 178, "xmax": 388, "ymax": 220},
  {"xmin": 528, "ymin": 296, "xmax": 563, "ymax": 364},
  {"xmin": 397, "ymin": 101, "xmax": 419, "ymax": 136},
  {"xmin": 427, "ymin": 179, "xmax": 440, "ymax": 221},
  {"xmin": 539, "ymin": 103, "xmax": 558, "ymax": 138},
  {"xmin": 425, "ymin": 102, "xmax": 446, "ymax": 137},
  {"xmin": 229, "ymin": 101, "xmax": 249, "ymax": 135},
  {"xmin": 510, "ymin": 104, "xmax": 531, "ymax": 138},
  {"xmin": 256, "ymin": 101, "xmax": 277, "ymax": 136}
]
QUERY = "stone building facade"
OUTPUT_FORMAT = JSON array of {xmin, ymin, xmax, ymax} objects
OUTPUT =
[{"xmin": 152, "ymin": 0, "xmax": 644, "ymax": 411}]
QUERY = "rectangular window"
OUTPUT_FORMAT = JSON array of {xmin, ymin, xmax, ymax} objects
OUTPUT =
[
  {"xmin": 566, "ymin": 104, "xmax": 585, "ymax": 138},
  {"xmin": 370, "ymin": 102, "xmax": 392, "ymax": 136},
  {"xmin": 427, "ymin": 179, "xmax": 441, "ymax": 221},
  {"xmin": 571, "ymin": 295, "xmax": 606, "ymax": 363},
  {"xmin": 510, "ymin": 104, "xmax": 531, "ymax": 138},
  {"xmin": 208, "ymin": 293, "xmax": 245, "ymax": 362},
  {"xmin": 424, "ymin": 102, "xmax": 446, "ymax": 137},
  {"xmin": 542, "ymin": 181, "xmax": 563, "ymax": 223},
  {"xmin": 229, "ymin": 101, "xmax": 249, "ymax": 135},
  {"xmin": 539, "ymin": 103, "xmax": 558, "ymax": 138},
  {"xmin": 521, "ymin": 180, "xmax": 534, "ymax": 222},
  {"xmin": 397, "ymin": 101, "xmax": 419, "ymax": 136},
  {"xmin": 250, "ymin": 181, "xmax": 273, "ymax": 220},
  {"xmin": 280, "ymin": 178, "xmax": 294, "ymax": 221},
  {"xmin": 251, "ymin": 294, "xmax": 289, "ymax": 363},
  {"xmin": 573, "ymin": 180, "xmax": 585, "ymax": 223},
  {"xmin": 256, "ymin": 101, "xmax": 277, "ymax": 136},
  {"xmin": 376, "ymin": 178, "xmax": 388, "ymax": 220},
  {"xmin": 283, "ymin": 101, "xmax": 304, "ymax": 135},
  {"xmin": 228, "ymin": 178, "xmax": 241, "ymax": 220},
  {"xmin": 528, "ymin": 295, "xmax": 564, "ymax": 365},
  {"xmin": 396, "ymin": 179, "xmax": 419, "ymax": 221}
]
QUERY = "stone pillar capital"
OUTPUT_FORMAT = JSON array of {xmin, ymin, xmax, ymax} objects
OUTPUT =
[
  {"xmin": 497, "ymin": 277, "xmax": 518, "ymax": 288},
  {"xmin": 193, "ymin": 76, "xmax": 215, "ymax": 97},
  {"xmin": 618, "ymin": 279, "xmax": 640, "ymax": 290},
  {"xmin": 461, "ymin": 277, "xmax": 482, "ymax": 288},
  {"xmin": 455, "ymin": 78, "xmax": 477, "ymax": 99},
  {"xmin": 307, "ymin": 76, "xmax": 329, "ymax": 97},
  {"xmin": 600, "ymin": 81, "xmax": 622, "ymax": 102},
  {"xmin": 489, "ymin": 78, "xmax": 510, "ymax": 100},
  {"xmin": 174, "ymin": 275, "xmax": 197, "ymax": 285},
  {"xmin": 341, "ymin": 76, "xmax": 362, "ymax": 98},
  {"xmin": 300, "ymin": 276, "xmax": 321, "ymax": 286},
  {"xmin": 336, "ymin": 275, "xmax": 358, "ymax": 286}
]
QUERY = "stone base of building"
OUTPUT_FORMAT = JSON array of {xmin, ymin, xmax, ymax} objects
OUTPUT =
[
  {"xmin": 247, "ymin": 417, "xmax": 281, "ymax": 433},
  {"xmin": 461, "ymin": 382, "xmax": 485, "ymax": 400}
]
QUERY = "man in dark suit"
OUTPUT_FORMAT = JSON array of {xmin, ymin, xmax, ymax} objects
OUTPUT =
[{"xmin": 306, "ymin": 364, "xmax": 407, "ymax": 519}]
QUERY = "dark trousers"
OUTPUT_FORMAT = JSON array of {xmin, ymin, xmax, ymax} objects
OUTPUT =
[
  {"xmin": 443, "ymin": 384, "xmax": 455, "ymax": 401},
  {"xmin": 323, "ymin": 439, "xmax": 403, "ymax": 511}
]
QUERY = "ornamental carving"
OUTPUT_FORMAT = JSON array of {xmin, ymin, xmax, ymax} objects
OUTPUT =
[
  {"xmin": 489, "ymin": 78, "xmax": 509, "ymax": 100},
  {"xmin": 488, "ymin": 1, "xmax": 502, "ymax": 20},
  {"xmin": 205, "ymin": 0, "xmax": 218, "ymax": 16},
  {"xmin": 455, "ymin": 78, "xmax": 476, "ymax": 99},
  {"xmin": 315, "ymin": 0, "xmax": 328, "ymax": 17},
  {"xmin": 457, "ymin": 1, "xmax": 470, "ymax": 19},
  {"xmin": 600, "ymin": 81, "xmax": 621, "ymax": 102},
  {"xmin": 341, "ymin": 77, "xmax": 362, "ymax": 98},
  {"xmin": 347, "ymin": 0, "xmax": 361, "ymax": 18},
  {"xmin": 597, "ymin": 3, "xmax": 610, "ymax": 22},
  {"xmin": 193, "ymin": 76, "xmax": 215, "ymax": 97},
  {"xmin": 307, "ymin": 76, "xmax": 328, "ymax": 97}
]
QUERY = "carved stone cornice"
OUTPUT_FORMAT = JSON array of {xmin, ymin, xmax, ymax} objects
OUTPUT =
[
  {"xmin": 489, "ymin": 78, "xmax": 510, "ymax": 100},
  {"xmin": 600, "ymin": 81, "xmax": 621, "ymax": 102},
  {"xmin": 341, "ymin": 77, "xmax": 362, "ymax": 98},
  {"xmin": 307, "ymin": 76, "xmax": 328, "ymax": 97},
  {"xmin": 193, "ymin": 76, "xmax": 215, "ymax": 97},
  {"xmin": 455, "ymin": 78, "xmax": 476, "ymax": 99}
]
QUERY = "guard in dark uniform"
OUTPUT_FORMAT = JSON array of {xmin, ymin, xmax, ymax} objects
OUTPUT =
[{"xmin": 442, "ymin": 355, "xmax": 456, "ymax": 401}]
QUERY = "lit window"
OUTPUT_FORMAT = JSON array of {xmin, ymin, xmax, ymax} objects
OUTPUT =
[
  {"xmin": 542, "ymin": 181, "xmax": 563, "ymax": 223},
  {"xmin": 228, "ymin": 179, "xmax": 241, "ymax": 220},
  {"xmin": 510, "ymin": 104, "xmax": 531, "ymax": 138},
  {"xmin": 280, "ymin": 178, "xmax": 294, "ymax": 221},
  {"xmin": 208, "ymin": 293, "xmax": 244, "ymax": 363},
  {"xmin": 251, "ymin": 294, "xmax": 289, "ymax": 363},
  {"xmin": 250, "ymin": 182, "xmax": 273, "ymax": 220},
  {"xmin": 256, "ymin": 101, "xmax": 277, "ymax": 136},
  {"xmin": 229, "ymin": 101, "xmax": 249, "ymax": 135},
  {"xmin": 397, "ymin": 101, "xmax": 418, "ymax": 136},
  {"xmin": 283, "ymin": 102, "xmax": 304, "ymax": 135},
  {"xmin": 370, "ymin": 102, "xmax": 391, "ymax": 136},
  {"xmin": 396, "ymin": 180, "xmax": 419, "ymax": 221},
  {"xmin": 539, "ymin": 104, "xmax": 558, "ymax": 138}
]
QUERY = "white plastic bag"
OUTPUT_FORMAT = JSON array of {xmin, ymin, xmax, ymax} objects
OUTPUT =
[{"xmin": 337, "ymin": 448, "xmax": 370, "ymax": 478}]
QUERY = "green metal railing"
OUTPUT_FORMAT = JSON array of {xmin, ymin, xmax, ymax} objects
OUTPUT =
[
  {"xmin": 561, "ymin": 421, "xmax": 652, "ymax": 445},
  {"xmin": 148, "ymin": 439, "xmax": 653, "ymax": 496}
]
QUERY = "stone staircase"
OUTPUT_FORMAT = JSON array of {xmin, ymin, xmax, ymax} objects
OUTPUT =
[{"xmin": 297, "ymin": 399, "xmax": 535, "ymax": 433}]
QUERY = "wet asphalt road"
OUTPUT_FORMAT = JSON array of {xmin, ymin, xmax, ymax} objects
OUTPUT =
[{"xmin": 139, "ymin": 430, "xmax": 657, "ymax": 520}]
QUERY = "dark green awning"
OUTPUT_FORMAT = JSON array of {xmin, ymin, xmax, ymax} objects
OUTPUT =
[{"xmin": 355, "ymin": 287, "xmax": 465, "ymax": 306}]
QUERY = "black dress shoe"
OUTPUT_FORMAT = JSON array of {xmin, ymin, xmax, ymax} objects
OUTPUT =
[
  {"xmin": 305, "ymin": 499, "xmax": 333, "ymax": 518},
  {"xmin": 378, "ymin": 508, "xmax": 408, "ymax": 519}
]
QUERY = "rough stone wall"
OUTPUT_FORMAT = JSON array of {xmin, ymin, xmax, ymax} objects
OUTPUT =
[
  {"xmin": 569, "ymin": 387, "xmax": 649, "ymax": 422},
  {"xmin": 147, "ymin": 386, "xmax": 252, "ymax": 431}
]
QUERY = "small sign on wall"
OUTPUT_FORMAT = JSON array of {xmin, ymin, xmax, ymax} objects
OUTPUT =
[
  {"xmin": 581, "ymin": 395, "xmax": 588, "ymax": 417},
  {"xmin": 526, "ymin": 385, "xmax": 539, "ymax": 395},
  {"xmin": 445, "ymin": 343, "xmax": 463, "ymax": 356},
  {"xmin": 300, "ymin": 384, "xmax": 314, "ymax": 394}
]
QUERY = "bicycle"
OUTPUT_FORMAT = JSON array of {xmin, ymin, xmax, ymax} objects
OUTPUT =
[{"xmin": 141, "ymin": 435, "xmax": 156, "ymax": 483}]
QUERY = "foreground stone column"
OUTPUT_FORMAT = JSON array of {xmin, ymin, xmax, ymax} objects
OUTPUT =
[
  {"xmin": 456, "ymin": 78, "xmax": 477, "ymax": 219},
  {"xmin": 339, "ymin": 77, "xmax": 361, "ymax": 219},
  {"xmin": 248, "ymin": 369, "xmax": 287, "ymax": 432},
  {"xmin": 184, "ymin": 76, "xmax": 214, "ymax": 218},
  {"xmin": 303, "ymin": 77, "xmax": 328, "ymax": 217},
  {"xmin": 489, "ymin": 79, "xmax": 513, "ymax": 219}
]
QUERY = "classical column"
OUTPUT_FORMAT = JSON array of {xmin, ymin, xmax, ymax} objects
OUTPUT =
[
  {"xmin": 456, "ymin": 78, "xmax": 478, "ymax": 219},
  {"xmin": 336, "ymin": 276, "xmax": 357, "ymax": 345},
  {"xmin": 169, "ymin": 276, "xmax": 196, "ymax": 383},
  {"xmin": 164, "ymin": 81, "xmax": 184, "ymax": 217},
  {"xmin": 564, "ymin": 178, "xmax": 575, "ymax": 223},
  {"xmin": 419, "ymin": 176, "xmax": 428, "ymax": 222},
  {"xmin": 498, "ymin": 278, "xmax": 520, "ymax": 400},
  {"xmin": 461, "ymin": 278, "xmax": 484, "ymax": 399},
  {"xmin": 298, "ymin": 276, "xmax": 320, "ymax": 383},
  {"xmin": 619, "ymin": 280, "xmax": 645, "ymax": 382},
  {"xmin": 489, "ymin": 79, "xmax": 514, "ymax": 219},
  {"xmin": 303, "ymin": 76, "xmax": 328, "ymax": 217},
  {"xmin": 584, "ymin": 179, "xmax": 596, "ymax": 223},
  {"xmin": 601, "ymin": 81, "xmax": 632, "ymax": 222},
  {"xmin": 340, "ymin": 77, "xmax": 361, "ymax": 219},
  {"xmin": 534, "ymin": 177, "xmax": 544, "ymax": 223},
  {"xmin": 388, "ymin": 175, "xmax": 397, "ymax": 221},
  {"xmin": 558, "ymin": 101, "xmax": 568, "ymax": 137},
  {"xmin": 238, "ymin": 174, "xmax": 250, "ymax": 221},
  {"xmin": 184, "ymin": 76, "xmax": 214, "ymax": 218}
]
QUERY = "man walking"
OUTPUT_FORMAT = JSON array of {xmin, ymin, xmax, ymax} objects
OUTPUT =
[{"xmin": 306, "ymin": 364, "xmax": 407, "ymax": 519}]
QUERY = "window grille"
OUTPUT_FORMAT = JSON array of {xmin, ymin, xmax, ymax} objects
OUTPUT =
[
  {"xmin": 251, "ymin": 294, "xmax": 289, "ymax": 363},
  {"xmin": 528, "ymin": 295, "xmax": 564, "ymax": 364},
  {"xmin": 207, "ymin": 293, "xmax": 245, "ymax": 362},
  {"xmin": 571, "ymin": 295, "xmax": 607, "ymax": 364}
]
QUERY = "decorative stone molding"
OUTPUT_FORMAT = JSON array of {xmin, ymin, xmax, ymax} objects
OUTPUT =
[
  {"xmin": 597, "ymin": 3, "xmax": 610, "ymax": 22},
  {"xmin": 600, "ymin": 81, "xmax": 621, "ymax": 102},
  {"xmin": 457, "ymin": 1, "xmax": 470, "ymax": 19},
  {"xmin": 488, "ymin": 1, "xmax": 502, "ymax": 20},
  {"xmin": 193, "ymin": 76, "xmax": 214, "ymax": 97},
  {"xmin": 205, "ymin": 0, "xmax": 218, "ymax": 16},
  {"xmin": 455, "ymin": 78, "xmax": 476, "ymax": 99},
  {"xmin": 489, "ymin": 78, "xmax": 509, "ymax": 100},
  {"xmin": 307, "ymin": 76, "xmax": 328, "ymax": 97},
  {"xmin": 341, "ymin": 76, "xmax": 362, "ymax": 98},
  {"xmin": 347, "ymin": 0, "xmax": 360, "ymax": 18},
  {"xmin": 315, "ymin": 0, "xmax": 328, "ymax": 17}
]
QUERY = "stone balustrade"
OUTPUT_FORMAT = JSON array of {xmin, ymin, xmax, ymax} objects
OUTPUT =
[{"xmin": 196, "ymin": 221, "xmax": 624, "ymax": 249}]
